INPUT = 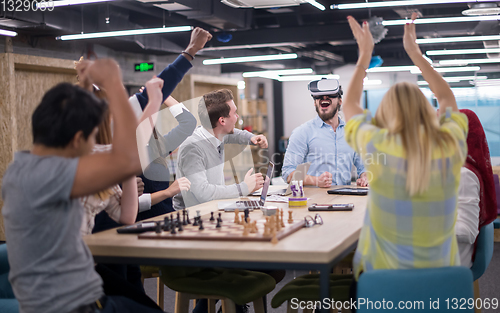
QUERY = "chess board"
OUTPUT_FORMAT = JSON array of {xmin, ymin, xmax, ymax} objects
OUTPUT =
[{"xmin": 138, "ymin": 211, "xmax": 305, "ymax": 242}]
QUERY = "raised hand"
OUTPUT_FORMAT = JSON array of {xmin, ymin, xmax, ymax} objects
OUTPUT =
[
  {"xmin": 403, "ymin": 12, "xmax": 423, "ymax": 58},
  {"xmin": 82, "ymin": 59, "xmax": 122, "ymax": 89},
  {"xmin": 347, "ymin": 16, "xmax": 374, "ymax": 60},
  {"xmin": 244, "ymin": 168, "xmax": 264, "ymax": 193},
  {"xmin": 185, "ymin": 27, "xmax": 213, "ymax": 58},
  {"xmin": 250, "ymin": 135, "xmax": 268, "ymax": 149},
  {"xmin": 144, "ymin": 76, "xmax": 164, "ymax": 108}
]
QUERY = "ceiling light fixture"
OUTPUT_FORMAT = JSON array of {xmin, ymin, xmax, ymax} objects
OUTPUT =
[
  {"xmin": 367, "ymin": 66, "xmax": 418, "ymax": 72},
  {"xmin": 203, "ymin": 53, "xmax": 297, "ymax": 65},
  {"xmin": 203, "ymin": 42, "xmax": 298, "ymax": 51},
  {"xmin": 411, "ymin": 66, "xmax": 481, "ymax": 73},
  {"xmin": 462, "ymin": 3, "xmax": 500, "ymax": 15},
  {"xmin": 242, "ymin": 68, "xmax": 313, "ymax": 78},
  {"xmin": 57, "ymin": 26, "xmax": 192, "ymax": 40},
  {"xmin": 363, "ymin": 78, "xmax": 383, "ymax": 85},
  {"xmin": 474, "ymin": 79, "xmax": 500, "ymax": 86},
  {"xmin": 0, "ymin": 29, "xmax": 17, "ymax": 37},
  {"xmin": 418, "ymin": 76, "xmax": 487, "ymax": 85},
  {"xmin": 278, "ymin": 74, "xmax": 340, "ymax": 82},
  {"xmin": 426, "ymin": 48, "xmax": 500, "ymax": 56},
  {"xmin": 305, "ymin": 0, "xmax": 326, "ymax": 10},
  {"xmin": 331, "ymin": 0, "xmax": 497, "ymax": 10},
  {"xmin": 439, "ymin": 58, "xmax": 500, "ymax": 65},
  {"xmin": 416, "ymin": 35, "xmax": 500, "ymax": 44},
  {"xmin": 382, "ymin": 15, "xmax": 500, "ymax": 26},
  {"xmin": 37, "ymin": 0, "xmax": 113, "ymax": 9}
]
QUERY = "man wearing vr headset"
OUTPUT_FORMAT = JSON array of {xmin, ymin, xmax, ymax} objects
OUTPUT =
[{"xmin": 282, "ymin": 78, "xmax": 368, "ymax": 187}]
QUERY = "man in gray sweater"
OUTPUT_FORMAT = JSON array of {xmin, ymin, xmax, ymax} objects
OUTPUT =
[{"xmin": 173, "ymin": 89, "xmax": 267, "ymax": 209}]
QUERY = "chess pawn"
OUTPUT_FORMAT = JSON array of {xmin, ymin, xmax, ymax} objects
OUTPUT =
[
  {"xmin": 263, "ymin": 224, "xmax": 270, "ymax": 237},
  {"xmin": 199, "ymin": 220, "xmax": 204, "ymax": 231},
  {"xmin": 234, "ymin": 210, "xmax": 240, "ymax": 224},
  {"xmin": 271, "ymin": 227, "xmax": 278, "ymax": 244},
  {"xmin": 210, "ymin": 212, "xmax": 215, "ymax": 221},
  {"xmin": 240, "ymin": 214, "xmax": 245, "ymax": 225},
  {"xmin": 250, "ymin": 221, "xmax": 258, "ymax": 234},
  {"xmin": 288, "ymin": 211, "xmax": 293, "ymax": 224},
  {"xmin": 242, "ymin": 223, "xmax": 249, "ymax": 236}
]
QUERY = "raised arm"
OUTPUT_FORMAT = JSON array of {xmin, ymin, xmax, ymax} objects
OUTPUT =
[
  {"xmin": 404, "ymin": 13, "xmax": 458, "ymax": 112},
  {"xmin": 343, "ymin": 16, "xmax": 374, "ymax": 122},
  {"xmin": 71, "ymin": 59, "xmax": 141, "ymax": 198},
  {"xmin": 135, "ymin": 28, "xmax": 213, "ymax": 109}
]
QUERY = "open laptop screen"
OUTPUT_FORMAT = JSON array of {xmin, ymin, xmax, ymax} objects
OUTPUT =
[{"xmin": 260, "ymin": 162, "xmax": 275, "ymax": 205}]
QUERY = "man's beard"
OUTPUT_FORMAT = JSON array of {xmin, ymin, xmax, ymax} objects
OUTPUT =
[{"xmin": 316, "ymin": 103, "xmax": 341, "ymax": 122}]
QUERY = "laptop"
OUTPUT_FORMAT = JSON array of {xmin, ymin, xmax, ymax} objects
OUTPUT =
[
  {"xmin": 251, "ymin": 162, "xmax": 311, "ymax": 196},
  {"xmin": 218, "ymin": 162, "xmax": 274, "ymax": 211}
]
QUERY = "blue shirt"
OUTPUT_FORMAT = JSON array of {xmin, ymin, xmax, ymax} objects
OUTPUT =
[{"xmin": 282, "ymin": 115, "xmax": 365, "ymax": 185}]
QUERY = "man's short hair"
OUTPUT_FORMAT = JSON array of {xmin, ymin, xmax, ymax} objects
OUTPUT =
[
  {"xmin": 32, "ymin": 83, "xmax": 107, "ymax": 148},
  {"xmin": 198, "ymin": 89, "xmax": 233, "ymax": 129}
]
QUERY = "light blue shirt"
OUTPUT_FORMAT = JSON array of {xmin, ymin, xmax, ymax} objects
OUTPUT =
[{"xmin": 282, "ymin": 115, "xmax": 365, "ymax": 185}]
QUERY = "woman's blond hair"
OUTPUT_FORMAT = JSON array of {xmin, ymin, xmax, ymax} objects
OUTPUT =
[{"xmin": 374, "ymin": 82, "xmax": 461, "ymax": 196}]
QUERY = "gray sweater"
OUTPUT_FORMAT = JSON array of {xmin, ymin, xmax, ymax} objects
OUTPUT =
[{"xmin": 173, "ymin": 126, "xmax": 254, "ymax": 209}]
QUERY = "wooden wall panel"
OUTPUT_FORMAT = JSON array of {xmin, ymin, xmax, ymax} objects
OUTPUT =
[
  {"xmin": 14, "ymin": 70, "xmax": 76, "ymax": 150},
  {"xmin": 0, "ymin": 53, "xmax": 76, "ymax": 241}
]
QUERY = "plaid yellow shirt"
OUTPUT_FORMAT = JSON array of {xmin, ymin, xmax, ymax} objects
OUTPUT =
[{"xmin": 345, "ymin": 109, "xmax": 468, "ymax": 279}]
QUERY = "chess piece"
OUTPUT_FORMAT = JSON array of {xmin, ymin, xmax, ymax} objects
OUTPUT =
[
  {"xmin": 250, "ymin": 221, "xmax": 258, "ymax": 233},
  {"xmin": 155, "ymin": 221, "xmax": 162, "ymax": 234},
  {"xmin": 288, "ymin": 211, "xmax": 293, "ymax": 224},
  {"xmin": 280, "ymin": 209, "xmax": 285, "ymax": 227},
  {"xmin": 178, "ymin": 220, "xmax": 184, "ymax": 232},
  {"xmin": 275, "ymin": 214, "xmax": 281, "ymax": 231},
  {"xmin": 196, "ymin": 210, "xmax": 201, "ymax": 218},
  {"xmin": 218, "ymin": 212, "xmax": 223, "ymax": 224},
  {"xmin": 193, "ymin": 216, "xmax": 199, "ymax": 226},
  {"xmin": 163, "ymin": 217, "xmax": 170, "ymax": 231},
  {"xmin": 240, "ymin": 214, "xmax": 245, "ymax": 224},
  {"xmin": 177, "ymin": 211, "xmax": 181, "ymax": 226},
  {"xmin": 271, "ymin": 227, "xmax": 278, "ymax": 244},
  {"xmin": 234, "ymin": 209, "xmax": 240, "ymax": 224},
  {"xmin": 263, "ymin": 223, "xmax": 270, "ymax": 237},
  {"xmin": 216, "ymin": 217, "xmax": 222, "ymax": 228},
  {"xmin": 182, "ymin": 209, "xmax": 187, "ymax": 225},
  {"xmin": 170, "ymin": 216, "xmax": 177, "ymax": 234},
  {"xmin": 199, "ymin": 220, "xmax": 204, "ymax": 230},
  {"xmin": 210, "ymin": 212, "xmax": 215, "ymax": 221},
  {"xmin": 242, "ymin": 223, "xmax": 249, "ymax": 236},
  {"xmin": 244, "ymin": 208, "xmax": 249, "ymax": 223},
  {"xmin": 186, "ymin": 209, "xmax": 191, "ymax": 224}
]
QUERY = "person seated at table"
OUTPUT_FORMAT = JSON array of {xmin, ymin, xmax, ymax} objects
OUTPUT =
[
  {"xmin": 343, "ymin": 13, "xmax": 467, "ymax": 285},
  {"xmin": 2, "ymin": 59, "xmax": 164, "ymax": 313},
  {"xmin": 455, "ymin": 109, "xmax": 497, "ymax": 268},
  {"xmin": 173, "ymin": 89, "xmax": 267, "ymax": 210},
  {"xmin": 282, "ymin": 78, "xmax": 368, "ymax": 188}
]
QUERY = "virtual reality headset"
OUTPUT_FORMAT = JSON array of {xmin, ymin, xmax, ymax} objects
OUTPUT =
[{"xmin": 308, "ymin": 78, "xmax": 343, "ymax": 97}]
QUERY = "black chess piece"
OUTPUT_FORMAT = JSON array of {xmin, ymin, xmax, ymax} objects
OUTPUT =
[
  {"xmin": 216, "ymin": 218, "xmax": 221, "ymax": 228},
  {"xmin": 244, "ymin": 208, "xmax": 250, "ymax": 223},
  {"xmin": 193, "ymin": 216, "xmax": 199, "ymax": 226},
  {"xmin": 182, "ymin": 209, "xmax": 187, "ymax": 226},
  {"xmin": 210, "ymin": 212, "xmax": 215, "ymax": 221},
  {"xmin": 199, "ymin": 220, "xmax": 204, "ymax": 230},
  {"xmin": 178, "ymin": 220, "xmax": 184, "ymax": 232},
  {"xmin": 218, "ymin": 212, "xmax": 223, "ymax": 224},
  {"xmin": 186, "ymin": 210, "xmax": 191, "ymax": 224},
  {"xmin": 177, "ymin": 211, "xmax": 181, "ymax": 225},
  {"xmin": 163, "ymin": 217, "xmax": 170, "ymax": 231},
  {"xmin": 155, "ymin": 221, "xmax": 162, "ymax": 234},
  {"xmin": 170, "ymin": 216, "xmax": 177, "ymax": 234}
]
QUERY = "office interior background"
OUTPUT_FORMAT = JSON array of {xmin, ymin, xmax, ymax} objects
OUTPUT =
[{"xmin": 1, "ymin": 0, "xmax": 500, "ymax": 311}]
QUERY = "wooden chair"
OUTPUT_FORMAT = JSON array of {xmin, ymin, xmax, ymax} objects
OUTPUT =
[
  {"xmin": 159, "ymin": 267, "xmax": 276, "ymax": 313},
  {"xmin": 140, "ymin": 265, "xmax": 164, "ymax": 310}
]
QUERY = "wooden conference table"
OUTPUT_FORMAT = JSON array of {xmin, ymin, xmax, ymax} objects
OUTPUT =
[{"xmin": 84, "ymin": 186, "xmax": 368, "ymax": 311}]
